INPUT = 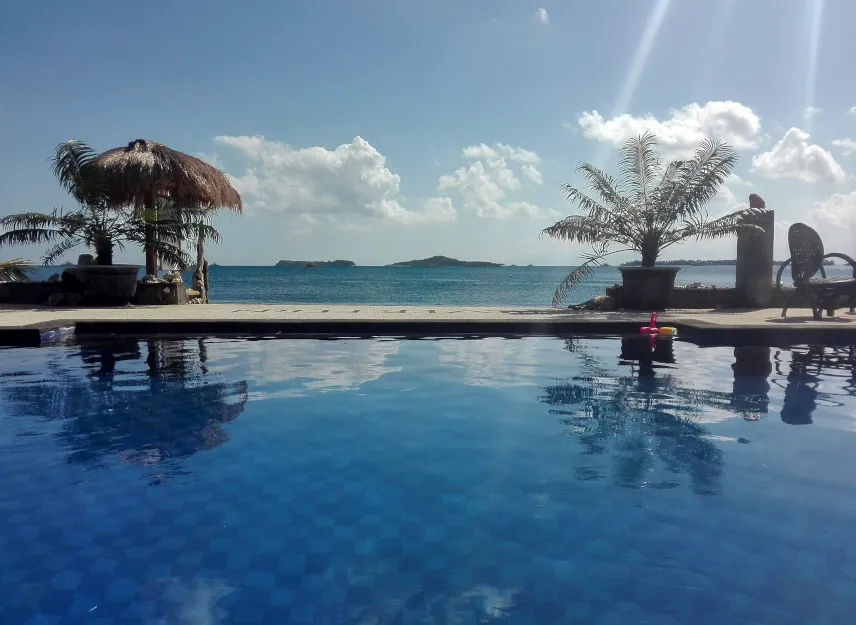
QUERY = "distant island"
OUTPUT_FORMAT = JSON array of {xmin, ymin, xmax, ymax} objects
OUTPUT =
[
  {"xmin": 389, "ymin": 255, "xmax": 504, "ymax": 268},
  {"xmin": 275, "ymin": 260, "xmax": 356, "ymax": 268},
  {"xmin": 620, "ymin": 259, "xmax": 835, "ymax": 267}
]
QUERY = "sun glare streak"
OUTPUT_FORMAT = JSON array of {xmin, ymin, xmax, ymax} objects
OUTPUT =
[
  {"xmin": 693, "ymin": 0, "xmax": 738, "ymax": 99},
  {"xmin": 594, "ymin": 0, "xmax": 674, "ymax": 167},
  {"xmin": 548, "ymin": 0, "xmax": 673, "ymax": 266},
  {"xmin": 804, "ymin": 0, "xmax": 824, "ymax": 132}
]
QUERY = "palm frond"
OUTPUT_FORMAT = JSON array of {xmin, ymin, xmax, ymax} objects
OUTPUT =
[
  {"xmin": 0, "ymin": 227, "xmax": 65, "ymax": 248},
  {"xmin": 551, "ymin": 243, "xmax": 623, "ymax": 308},
  {"xmin": 0, "ymin": 259, "xmax": 31, "ymax": 283},
  {"xmin": 150, "ymin": 240, "xmax": 195, "ymax": 270},
  {"xmin": 43, "ymin": 238, "xmax": 81, "ymax": 265},
  {"xmin": 541, "ymin": 215, "xmax": 610, "ymax": 244},
  {"xmin": 51, "ymin": 140, "xmax": 107, "ymax": 207},
  {"xmin": 619, "ymin": 133, "xmax": 661, "ymax": 209},
  {"xmin": 575, "ymin": 163, "xmax": 627, "ymax": 215},
  {"xmin": 0, "ymin": 211, "xmax": 76, "ymax": 232},
  {"xmin": 671, "ymin": 140, "xmax": 738, "ymax": 218},
  {"xmin": 663, "ymin": 207, "xmax": 767, "ymax": 249}
]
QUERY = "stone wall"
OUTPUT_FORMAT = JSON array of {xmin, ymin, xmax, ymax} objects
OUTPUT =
[
  {"xmin": 606, "ymin": 284, "xmax": 812, "ymax": 310},
  {"xmin": 0, "ymin": 282, "xmax": 63, "ymax": 305}
]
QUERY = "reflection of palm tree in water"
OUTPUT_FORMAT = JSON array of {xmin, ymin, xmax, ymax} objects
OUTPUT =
[
  {"xmin": 544, "ymin": 338, "xmax": 724, "ymax": 495},
  {"xmin": 2, "ymin": 338, "xmax": 248, "ymax": 482},
  {"xmin": 776, "ymin": 346, "xmax": 855, "ymax": 425}
]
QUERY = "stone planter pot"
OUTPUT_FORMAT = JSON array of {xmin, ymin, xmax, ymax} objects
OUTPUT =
[
  {"xmin": 78, "ymin": 265, "xmax": 140, "ymax": 306},
  {"xmin": 133, "ymin": 281, "xmax": 188, "ymax": 306},
  {"xmin": 618, "ymin": 266, "xmax": 681, "ymax": 310}
]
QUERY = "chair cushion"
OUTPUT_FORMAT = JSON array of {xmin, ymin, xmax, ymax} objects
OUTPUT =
[{"xmin": 807, "ymin": 277, "xmax": 856, "ymax": 291}]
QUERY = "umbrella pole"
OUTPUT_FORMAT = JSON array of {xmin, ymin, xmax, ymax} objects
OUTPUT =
[{"xmin": 144, "ymin": 190, "xmax": 157, "ymax": 276}]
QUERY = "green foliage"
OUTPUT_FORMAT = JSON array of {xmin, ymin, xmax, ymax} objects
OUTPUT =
[
  {"xmin": 0, "ymin": 140, "xmax": 221, "ymax": 268},
  {"xmin": 542, "ymin": 133, "xmax": 766, "ymax": 306}
]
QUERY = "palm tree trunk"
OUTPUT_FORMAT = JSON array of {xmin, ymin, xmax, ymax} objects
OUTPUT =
[
  {"xmin": 641, "ymin": 240, "xmax": 659, "ymax": 267},
  {"xmin": 192, "ymin": 231, "xmax": 206, "ymax": 303}
]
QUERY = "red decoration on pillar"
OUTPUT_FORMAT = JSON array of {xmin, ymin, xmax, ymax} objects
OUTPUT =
[{"xmin": 749, "ymin": 193, "xmax": 766, "ymax": 209}]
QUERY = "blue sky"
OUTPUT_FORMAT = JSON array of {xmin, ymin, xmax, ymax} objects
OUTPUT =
[{"xmin": 2, "ymin": 0, "xmax": 856, "ymax": 266}]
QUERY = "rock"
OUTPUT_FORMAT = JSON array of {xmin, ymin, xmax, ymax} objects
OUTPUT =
[
  {"xmin": 569, "ymin": 295, "xmax": 616, "ymax": 311},
  {"xmin": 164, "ymin": 270, "xmax": 184, "ymax": 284},
  {"xmin": 61, "ymin": 269, "xmax": 87, "ymax": 293},
  {"xmin": 47, "ymin": 274, "xmax": 60, "ymax": 283},
  {"xmin": 77, "ymin": 254, "xmax": 94, "ymax": 266},
  {"xmin": 45, "ymin": 292, "xmax": 82, "ymax": 307},
  {"xmin": 140, "ymin": 274, "xmax": 162, "ymax": 283}
]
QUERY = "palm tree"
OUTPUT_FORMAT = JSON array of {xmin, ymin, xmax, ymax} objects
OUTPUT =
[
  {"xmin": 0, "ymin": 141, "xmax": 219, "ymax": 268},
  {"xmin": 542, "ymin": 133, "xmax": 765, "ymax": 306}
]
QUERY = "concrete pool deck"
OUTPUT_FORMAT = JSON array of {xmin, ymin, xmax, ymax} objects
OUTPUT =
[{"xmin": 1, "ymin": 304, "xmax": 855, "ymax": 347}]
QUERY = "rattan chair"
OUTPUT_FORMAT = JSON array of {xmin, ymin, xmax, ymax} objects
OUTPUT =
[{"xmin": 776, "ymin": 223, "xmax": 856, "ymax": 319}]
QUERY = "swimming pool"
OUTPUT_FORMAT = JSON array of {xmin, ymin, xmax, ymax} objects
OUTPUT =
[{"xmin": 1, "ymin": 337, "xmax": 854, "ymax": 624}]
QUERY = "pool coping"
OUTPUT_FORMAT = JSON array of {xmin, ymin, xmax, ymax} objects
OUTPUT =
[{"xmin": 4, "ymin": 316, "xmax": 854, "ymax": 347}]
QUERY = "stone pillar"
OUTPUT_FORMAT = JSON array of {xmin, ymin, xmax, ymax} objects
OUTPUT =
[{"xmin": 735, "ymin": 194, "xmax": 774, "ymax": 308}]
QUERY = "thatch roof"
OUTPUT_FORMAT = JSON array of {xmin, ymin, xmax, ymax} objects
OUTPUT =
[{"xmin": 93, "ymin": 139, "xmax": 242, "ymax": 211}]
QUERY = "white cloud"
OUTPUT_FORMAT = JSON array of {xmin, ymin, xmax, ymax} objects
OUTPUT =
[
  {"xmin": 714, "ymin": 184, "xmax": 736, "ymax": 204},
  {"xmin": 521, "ymin": 164, "xmax": 543, "ymax": 185},
  {"xmin": 536, "ymin": 8, "xmax": 549, "ymax": 24},
  {"xmin": 419, "ymin": 196, "xmax": 457, "ymax": 222},
  {"xmin": 849, "ymin": 106, "xmax": 856, "ymax": 115},
  {"xmin": 832, "ymin": 138, "xmax": 856, "ymax": 156},
  {"xmin": 576, "ymin": 101, "xmax": 762, "ymax": 158},
  {"xmin": 712, "ymin": 173, "xmax": 754, "ymax": 206},
  {"xmin": 803, "ymin": 105, "xmax": 822, "ymax": 120},
  {"xmin": 727, "ymin": 173, "xmax": 751, "ymax": 187},
  {"xmin": 205, "ymin": 338, "xmax": 401, "ymax": 400},
  {"xmin": 810, "ymin": 190, "xmax": 856, "ymax": 231},
  {"xmin": 438, "ymin": 338, "xmax": 541, "ymax": 388},
  {"xmin": 750, "ymin": 128, "xmax": 847, "ymax": 184},
  {"xmin": 438, "ymin": 143, "xmax": 549, "ymax": 219},
  {"xmin": 214, "ymin": 135, "xmax": 455, "ymax": 224},
  {"xmin": 195, "ymin": 151, "xmax": 224, "ymax": 169},
  {"xmin": 461, "ymin": 143, "xmax": 539, "ymax": 164}
]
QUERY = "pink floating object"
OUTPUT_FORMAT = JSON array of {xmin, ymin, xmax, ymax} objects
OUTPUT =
[{"xmin": 639, "ymin": 313, "xmax": 659, "ymax": 335}]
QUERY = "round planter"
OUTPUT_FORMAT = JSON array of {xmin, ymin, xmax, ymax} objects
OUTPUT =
[
  {"xmin": 77, "ymin": 264, "xmax": 140, "ymax": 306},
  {"xmin": 618, "ymin": 266, "xmax": 681, "ymax": 311}
]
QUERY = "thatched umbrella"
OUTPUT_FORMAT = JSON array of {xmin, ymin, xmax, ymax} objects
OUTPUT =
[{"xmin": 93, "ymin": 139, "xmax": 242, "ymax": 300}]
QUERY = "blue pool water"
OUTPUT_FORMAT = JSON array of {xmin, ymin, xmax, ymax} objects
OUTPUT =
[{"xmin": 1, "ymin": 337, "xmax": 855, "ymax": 624}]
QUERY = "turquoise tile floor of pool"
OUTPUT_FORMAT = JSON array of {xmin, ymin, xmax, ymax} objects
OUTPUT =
[{"xmin": 1, "ymin": 337, "xmax": 855, "ymax": 624}]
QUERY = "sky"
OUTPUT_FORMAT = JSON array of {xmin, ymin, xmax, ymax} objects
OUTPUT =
[{"xmin": 2, "ymin": 0, "xmax": 856, "ymax": 266}]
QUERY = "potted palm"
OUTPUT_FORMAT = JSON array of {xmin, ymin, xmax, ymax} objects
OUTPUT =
[
  {"xmin": 0, "ymin": 141, "xmax": 219, "ymax": 306},
  {"xmin": 542, "ymin": 133, "xmax": 765, "ymax": 309}
]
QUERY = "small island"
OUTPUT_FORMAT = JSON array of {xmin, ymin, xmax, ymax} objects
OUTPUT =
[
  {"xmin": 620, "ymin": 259, "xmax": 835, "ymax": 267},
  {"xmin": 389, "ymin": 255, "xmax": 504, "ymax": 268},
  {"xmin": 275, "ymin": 260, "xmax": 356, "ymax": 268}
]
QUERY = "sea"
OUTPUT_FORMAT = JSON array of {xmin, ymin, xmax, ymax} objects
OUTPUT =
[{"xmin": 28, "ymin": 264, "xmax": 854, "ymax": 307}]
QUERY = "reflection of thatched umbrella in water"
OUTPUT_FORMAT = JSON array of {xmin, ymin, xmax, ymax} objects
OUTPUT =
[
  {"xmin": 93, "ymin": 139, "xmax": 242, "ymax": 300},
  {"xmin": 1, "ymin": 339, "xmax": 248, "ymax": 483}
]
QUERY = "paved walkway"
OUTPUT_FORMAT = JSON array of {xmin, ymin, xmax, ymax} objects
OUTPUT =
[{"xmin": 1, "ymin": 303, "xmax": 854, "ymax": 328}]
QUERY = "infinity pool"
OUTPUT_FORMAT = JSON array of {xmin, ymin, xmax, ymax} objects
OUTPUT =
[{"xmin": 1, "ymin": 337, "xmax": 855, "ymax": 624}]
